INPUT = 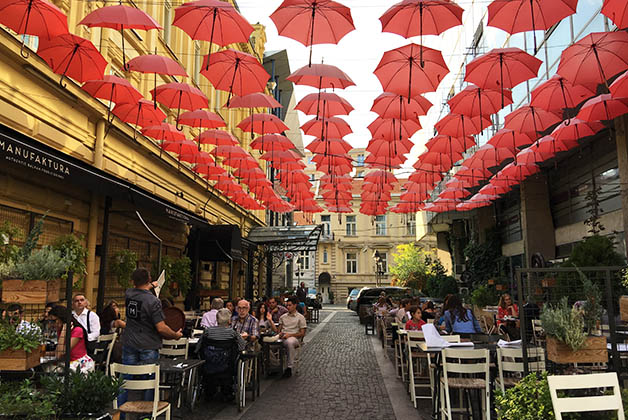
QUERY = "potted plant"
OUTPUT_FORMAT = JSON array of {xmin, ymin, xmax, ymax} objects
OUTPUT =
[
  {"xmin": 0, "ymin": 379, "xmax": 55, "ymax": 419},
  {"xmin": 0, "ymin": 215, "xmax": 73, "ymax": 304},
  {"xmin": 109, "ymin": 249, "xmax": 137, "ymax": 290},
  {"xmin": 495, "ymin": 372, "xmax": 555, "ymax": 419},
  {"xmin": 42, "ymin": 369, "xmax": 124, "ymax": 420},
  {"xmin": 52, "ymin": 233, "xmax": 88, "ymax": 289},
  {"xmin": 0, "ymin": 318, "xmax": 44, "ymax": 370},
  {"xmin": 541, "ymin": 276, "xmax": 607, "ymax": 364}
]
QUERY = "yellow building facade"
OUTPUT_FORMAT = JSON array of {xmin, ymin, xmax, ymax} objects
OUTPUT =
[{"xmin": 0, "ymin": 0, "xmax": 272, "ymax": 308}]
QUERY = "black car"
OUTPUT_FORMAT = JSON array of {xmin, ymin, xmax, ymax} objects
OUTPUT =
[{"xmin": 356, "ymin": 286, "xmax": 417, "ymax": 323}]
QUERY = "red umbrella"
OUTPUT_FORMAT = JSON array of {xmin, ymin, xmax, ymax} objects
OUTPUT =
[
  {"xmin": 487, "ymin": 128, "xmax": 534, "ymax": 154},
  {"xmin": 426, "ymin": 135, "xmax": 475, "ymax": 155},
  {"xmin": 161, "ymin": 139, "xmax": 199, "ymax": 156},
  {"xmin": 504, "ymin": 105, "xmax": 561, "ymax": 135},
  {"xmin": 38, "ymin": 33, "xmax": 107, "ymax": 86},
  {"xmin": 371, "ymin": 92, "xmax": 432, "ymax": 119},
  {"xmin": 78, "ymin": 5, "xmax": 161, "ymax": 69},
  {"xmin": 141, "ymin": 123, "xmax": 186, "ymax": 142},
  {"xmin": 550, "ymin": 118, "xmax": 604, "ymax": 143},
  {"xmin": 576, "ymin": 94, "xmax": 628, "ymax": 122},
  {"xmin": 251, "ymin": 134, "xmax": 295, "ymax": 152},
  {"xmin": 287, "ymin": 63, "xmax": 355, "ymax": 89},
  {"xmin": 212, "ymin": 144, "xmax": 248, "ymax": 158},
  {"xmin": 201, "ymin": 49, "xmax": 270, "ymax": 102},
  {"xmin": 113, "ymin": 99, "xmax": 166, "ymax": 129},
  {"xmin": 173, "ymin": 0, "xmax": 253, "ymax": 64},
  {"xmin": 368, "ymin": 118, "xmax": 421, "ymax": 140},
  {"xmin": 307, "ymin": 138, "xmax": 352, "ymax": 155},
  {"xmin": 365, "ymin": 153, "xmax": 406, "ymax": 169},
  {"xmin": 226, "ymin": 93, "xmax": 282, "ymax": 109},
  {"xmin": 368, "ymin": 138, "xmax": 414, "ymax": 155},
  {"xmin": 151, "ymin": 83, "xmax": 209, "ymax": 128},
  {"xmin": 82, "ymin": 75, "xmax": 143, "ymax": 123},
  {"xmin": 448, "ymin": 85, "xmax": 512, "ymax": 117},
  {"xmin": 196, "ymin": 129, "xmax": 238, "ymax": 147},
  {"xmin": 301, "ymin": 116, "xmax": 352, "ymax": 138},
  {"xmin": 270, "ymin": 0, "xmax": 355, "ymax": 66},
  {"xmin": 379, "ymin": 0, "xmax": 463, "ymax": 65},
  {"xmin": 533, "ymin": 135, "xmax": 573, "ymax": 157},
  {"xmin": 487, "ymin": 0, "xmax": 577, "ymax": 51},
  {"xmin": 375, "ymin": 43, "xmax": 449, "ymax": 99},
  {"xmin": 194, "ymin": 161, "xmax": 226, "ymax": 178},
  {"xmin": 602, "ymin": 0, "xmax": 628, "ymax": 30},
  {"xmin": 296, "ymin": 92, "xmax": 354, "ymax": 117},
  {"xmin": 237, "ymin": 114, "xmax": 289, "ymax": 134},
  {"xmin": 409, "ymin": 170, "xmax": 442, "ymax": 187},
  {"xmin": 558, "ymin": 31, "xmax": 628, "ymax": 90},
  {"xmin": 610, "ymin": 71, "xmax": 628, "ymax": 99},
  {"xmin": 418, "ymin": 151, "xmax": 459, "ymax": 172},
  {"xmin": 530, "ymin": 75, "xmax": 594, "ymax": 114},
  {"xmin": 435, "ymin": 113, "xmax": 492, "ymax": 137},
  {"xmin": 473, "ymin": 143, "xmax": 515, "ymax": 166},
  {"xmin": 464, "ymin": 47, "xmax": 542, "ymax": 107},
  {"xmin": 0, "ymin": 0, "xmax": 68, "ymax": 56},
  {"xmin": 440, "ymin": 187, "xmax": 470, "ymax": 200},
  {"xmin": 478, "ymin": 184, "xmax": 511, "ymax": 196},
  {"xmin": 516, "ymin": 146, "xmax": 551, "ymax": 165},
  {"xmin": 178, "ymin": 109, "xmax": 226, "ymax": 129},
  {"xmin": 180, "ymin": 150, "xmax": 214, "ymax": 165},
  {"xmin": 495, "ymin": 162, "xmax": 539, "ymax": 183},
  {"xmin": 454, "ymin": 166, "xmax": 491, "ymax": 187},
  {"xmin": 127, "ymin": 54, "xmax": 188, "ymax": 109}
]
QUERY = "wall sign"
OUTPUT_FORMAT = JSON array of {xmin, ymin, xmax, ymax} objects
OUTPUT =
[{"xmin": 0, "ymin": 136, "xmax": 70, "ymax": 179}]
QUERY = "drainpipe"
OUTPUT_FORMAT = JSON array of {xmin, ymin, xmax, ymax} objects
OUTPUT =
[{"xmin": 88, "ymin": 119, "xmax": 105, "ymax": 307}]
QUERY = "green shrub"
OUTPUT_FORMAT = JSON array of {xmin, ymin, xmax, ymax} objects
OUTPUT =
[
  {"xmin": 0, "ymin": 318, "xmax": 42, "ymax": 353},
  {"xmin": 496, "ymin": 372, "xmax": 554, "ymax": 419},
  {"xmin": 12, "ymin": 245, "xmax": 73, "ymax": 281},
  {"xmin": 52, "ymin": 233, "xmax": 87, "ymax": 287},
  {"xmin": 541, "ymin": 297, "xmax": 586, "ymax": 351},
  {"xmin": 471, "ymin": 285, "xmax": 499, "ymax": 308},
  {"xmin": 0, "ymin": 379, "xmax": 55, "ymax": 419},
  {"xmin": 110, "ymin": 249, "xmax": 138, "ymax": 289}
]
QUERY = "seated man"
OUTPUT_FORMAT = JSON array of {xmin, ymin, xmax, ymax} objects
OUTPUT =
[
  {"xmin": 8, "ymin": 303, "xmax": 42, "ymax": 336},
  {"xmin": 200, "ymin": 298, "xmax": 223, "ymax": 329},
  {"xmin": 197, "ymin": 308, "xmax": 246, "ymax": 401},
  {"xmin": 268, "ymin": 297, "xmax": 288, "ymax": 323},
  {"xmin": 278, "ymin": 296, "xmax": 307, "ymax": 378},
  {"xmin": 231, "ymin": 299, "xmax": 258, "ymax": 346}
]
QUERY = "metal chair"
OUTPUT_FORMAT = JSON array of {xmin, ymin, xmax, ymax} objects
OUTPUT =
[
  {"xmin": 111, "ymin": 363, "xmax": 171, "ymax": 420},
  {"xmin": 94, "ymin": 332, "xmax": 117, "ymax": 375},
  {"xmin": 160, "ymin": 338, "xmax": 189, "ymax": 359}
]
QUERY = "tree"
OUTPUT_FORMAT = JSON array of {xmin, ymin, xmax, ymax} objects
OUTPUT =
[{"xmin": 390, "ymin": 243, "xmax": 455, "ymax": 296}]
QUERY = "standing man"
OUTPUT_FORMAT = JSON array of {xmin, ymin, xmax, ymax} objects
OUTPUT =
[
  {"xmin": 296, "ymin": 282, "xmax": 307, "ymax": 304},
  {"xmin": 278, "ymin": 296, "xmax": 307, "ymax": 378},
  {"xmin": 231, "ymin": 299, "xmax": 258, "ymax": 344},
  {"xmin": 267, "ymin": 297, "xmax": 288, "ymax": 323},
  {"xmin": 72, "ymin": 293, "xmax": 100, "ymax": 353},
  {"xmin": 119, "ymin": 268, "xmax": 183, "ymax": 407}
]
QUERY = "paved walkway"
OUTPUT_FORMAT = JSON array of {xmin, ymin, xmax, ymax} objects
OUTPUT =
[{"xmin": 185, "ymin": 307, "xmax": 428, "ymax": 420}]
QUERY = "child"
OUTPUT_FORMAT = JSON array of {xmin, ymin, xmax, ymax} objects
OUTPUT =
[{"xmin": 405, "ymin": 305, "xmax": 426, "ymax": 331}]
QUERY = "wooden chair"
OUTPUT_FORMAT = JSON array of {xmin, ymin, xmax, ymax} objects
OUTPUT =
[
  {"xmin": 547, "ymin": 372, "xmax": 625, "ymax": 420},
  {"xmin": 496, "ymin": 347, "xmax": 545, "ymax": 392},
  {"xmin": 111, "ymin": 363, "xmax": 171, "ymax": 420},
  {"xmin": 191, "ymin": 329, "xmax": 204, "ymax": 339},
  {"xmin": 394, "ymin": 326, "xmax": 406, "ymax": 381},
  {"xmin": 94, "ymin": 333, "xmax": 117, "ymax": 375},
  {"xmin": 406, "ymin": 331, "xmax": 431, "ymax": 407},
  {"xmin": 440, "ymin": 348, "xmax": 491, "ymax": 420},
  {"xmin": 160, "ymin": 338, "xmax": 189, "ymax": 359}
]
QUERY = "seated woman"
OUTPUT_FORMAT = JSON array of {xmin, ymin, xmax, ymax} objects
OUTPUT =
[
  {"xmin": 254, "ymin": 302, "xmax": 277, "ymax": 334},
  {"xmin": 49, "ymin": 305, "xmax": 94, "ymax": 373},
  {"xmin": 497, "ymin": 293, "xmax": 520, "ymax": 340},
  {"xmin": 444, "ymin": 295, "xmax": 482, "ymax": 334},
  {"xmin": 421, "ymin": 301, "xmax": 436, "ymax": 321},
  {"xmin": 98, "ymin": 300, "xmax": 126, "ymax": 335},
  {"xmin": 404, "ymin": 305, "xmax": 426, "ymax": 331}
]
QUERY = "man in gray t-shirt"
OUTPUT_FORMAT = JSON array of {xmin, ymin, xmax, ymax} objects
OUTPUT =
[{"xmin": 118, "ymin": 268, "xmax": 182, "ymax": 408}]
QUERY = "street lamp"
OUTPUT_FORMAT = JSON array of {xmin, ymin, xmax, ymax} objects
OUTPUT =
[{"xmin": 373, "ymin": 250, "xmax": 384, "ymax": 287}]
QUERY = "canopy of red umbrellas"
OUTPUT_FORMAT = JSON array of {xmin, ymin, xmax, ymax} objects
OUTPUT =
[{"xmin": 5, "ymin": 0, "xmax": 628, "ymax": 216}]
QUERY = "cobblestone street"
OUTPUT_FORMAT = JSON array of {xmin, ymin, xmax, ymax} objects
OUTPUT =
[{"xmin": 186, "ymin": 307, "xmax": 427, "ymax": 420}]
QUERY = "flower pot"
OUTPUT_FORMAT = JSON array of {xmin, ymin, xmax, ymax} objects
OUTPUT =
[
  {"xmin": 0, "ymin": 348, "xmax": 41, "ymax": 370},
  {"xmin": 546, "ymin": 336, "xmax": 607, "ymax": 364},
  {"xmin": 620, "ymin": 296, "xmax": 628, "ymax": 322},
  {"xmin": 1, "ymin": 278, "xmax": 60, "ymax": 304}
]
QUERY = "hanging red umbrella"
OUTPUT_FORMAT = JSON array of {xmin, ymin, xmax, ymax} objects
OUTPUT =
[
  {"xmin": 178, "ymin": 109, "xmax": 226, "ymax": 129},
  {"xmin": 251, "ymin": 134, "xmax": 295, "ymax": 152},
  {"xmin": 368, "ymin": 118, "xmax": 421, "ymax": 140},
  {"xmin": 478, "ymin": 184, "xmax": 511, "ymax": 196},
  {"xmin": 576, "ymin": 94, "xmax": 628, "ymax": 122},
  {"xmin": 557, "ymin": 31, "xmax": 628, "ymax": 90},
  {"xmin": 173, "ymin": 0, "xmax": 253, "ymax": 64},
  {"xmin": 448, "ymin": 85, "xmax": 512, "ymax": 117},
  {"xmin": 473, "ymin": 143, "xmax": 515, "ymax": 166},
  {"xmin": 307, "ymin": 138, "xmax": 352, "ymax": 155},
  {"xmin": 516, "ymin": 146, "xmax": 551, "ymax": 165},
  {"xmin": 113, "ymin": 99, "xmax": 166, "ymax": 136},
  {"xmin": 454, "ymin": 166, "xmax": 491, "ymax": 187},
  {"xmin": 530, "ymin": 75, "xmax": 594, "ymax": 114},
  {"xmin": 296, "ymin": 92, "xmax": 354, "ymax": 117},
  {"xmin": 550, "ymin": 118, "xmax": 604, "ymax": 143},
  {"xmin": 226, "ymin": 93, "xmax": 283, "ymax": 109},
  {"xmin": 610, "ymin": 71, "xmax": 628, "ymax": 99},
  {"xmin": 365, "ymin": 153, "xmax": 406, "ymax": 169},
  {"xmin": 418, "ymin": 151, "xmax": 460, "ymax": 172},
  {"xmin": 375, "ymin": 43, "xmax": 449, "ymax": 99},
  {"xmin": 371, "ymin": 92, "xmax": 433, "ymax": 120},
  {"xmin": 487, "ymin": 0, "xmax": 577, "ymax": 52},
  {"xmin": 127, "ymin": 54, "xmax": 188, "ymax": 109},
  {"xmin": 301, "ymin": 116, "xmax": 352, "ymax": 138},
  {"xmin": 368, "ymin": 138, "xmax": 414, "ymax": 155},
  {"xmin": 426, "ymin": 135, "xmax": 475, "ymax": 155},
  {"xmin": 179, "ymin": 149, "xmax": 214, "ymax": 165},
  {"xmin": 440, "ymin": 187, "xmax": 470, "ymax": 200},
  {"xmin": 212, "ymin": 144, "xmax": 248, "ymax": 158},
  {"xmin": 380, "ymin": 0, "xmax": 463, "ymax": 66},
  {"xmin": 487, "ymin": 128, "xmax": 534, "ymax": 154},
  {"xmin": 38, "ymin": 33, "xmax": 107, "ymax": 86},
  {"xmin": 151, "ymin": 82, "xmax": 209, "ymax": 128},
  {"xmin": 161, "ymin": 139, "xmax": 199, "ymax": 156},
  {"xmin": 504, "ymin": 105, "xmax": 561, "ymax": 135},
  {"xmin": 237, "ymin": 114, "xmax": 289, "ymax": 134},
  {"xmin": 435, "ymin": 113, "xmax": 492, "ymax": 137},
  {"xmin": 194, "ymin": 161, "xmax": 226, "ymax": 178},
  {"xmin": 82, "ymin": 75, "xmax": 143, "ymax": 123},
  {"xmin": 602, "ymin": 0, "xmax": 628, "ymax": 31},
  {"xmin": 78, "ymin": 5, "xmax": 161, "ymax": 69},
  {"xmin": 201, "ymin": 49, "xmax": 270, "ymax": 102},
  {"xmin": 409, "ymin": 170, "xmax": 442, "ymax": 187},
  {"xmin": 196, "ymin": 129, "xmax": 238, "ymax": 147},
  {"xmin": 287, "ymin": 63, "xmax": 355, "ymax": 89},
  {"xmin": 533, "ymin": 135, "xmax": 574, "ymax": 157},
  {"xmin": 270, "ymin": 0, "xmax": 355, "ymax": 66},
  {"xmin": 464, "ymin": 47, "xmax": 542, "ymax": 107},
  {"xmin": 141, "ymin": 123, "xmax": 186, "ymax": 142},
  {"xmin": 0, "ymin": 0, "xmax": 68, "ymax": 56}
]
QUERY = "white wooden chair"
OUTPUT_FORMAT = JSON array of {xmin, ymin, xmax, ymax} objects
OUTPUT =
[
  {"xmin": 547, "ymin": 372, "xmax": 625, "ymax": 420},
  {"xmin": 394, "ymin": 326, "xmax": 406, "ymax": 381},
  {"xmin": 94, "ymin": 332, "xmax": 117, "ymax": 375},
  {"xmin": 440, "ymin": 348, "xmax": 491, "ymax": 420},
  {"xmin": 160, "ymin": 338, "xmax": 189, "ymax": 359},
  {"xmin": 496, "ymin": 347, "xmax": 545, "ymax": 392},
  {"xmin": 111, "ymin": 363, "xmax": 171, "ymax": 420},
  {"xmin": 406, "ymin": 331, "xmax": 430, "ymax": 407},
  {"xmin": 191, "ymin": 329, "xmax": 204, "ymax": 338}
]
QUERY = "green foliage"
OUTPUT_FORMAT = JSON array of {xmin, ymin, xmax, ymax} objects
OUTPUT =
[
  {"xmin": 577, "ymin": 268, "xmax": 603, "ymax": 335},
  {"xmin": 42, "ymin": 369, "xmax": 124, "ymax": 416},
  {"xmin": 390, "ymin": 243, "xmax": 451, "ymax": 294},
  {"xmin": 19, "ymin": 214, "xmax": 46, "ymax": 260},
  {"xmin": 0, "ymin": 380, "xmax": 55, "ymax": 419},
  {"xmin": 0, "ymin": 220, "xmax": 20, "ymax": 265},
  {"xmin": 541, "ymin": 297, "xmax": 586, "ymax": 351},
  {"xmin": 13, "ymin": 245, "xmax": 73, "ymax": 281},
  {"xmin": 153, "ymin": 255, "xmax": 193, "ymax": 296},
  {"xmin": 471, "ymin": 285, "xmax": 499, "ymax": 308},
  {"xmin": 463, "ymin": 229, "xmax": 505, "ymax": 285},
  {"xmin": 52, "ymin": 233, "xmax": 87, "ymax": 286},
  {"xmin": 110, "ymin": 249, "xmax": 138, "ymax": 289},
  {"xmin": 0, "ymin": 318, "xmax": 43, "ymax": 352},
  {"xmin": 423, "ymin": 255, "xmax": 458, "ymax": 298},
  {"xmin": 495, "ymin": 372, "xmax": 555, "ymax": 420},
  {"xmin": 563, "ymin": 235, "xmax": 624, "ymax": 268}
]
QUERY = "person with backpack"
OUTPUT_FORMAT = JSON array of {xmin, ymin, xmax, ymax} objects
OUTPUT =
[
  {"xmin": 49, "ymin": 305, "xmax": 94, "ymax": 373},
  {"xmin": 72, "ymin": 293, "xmax": 100, "ymax": 357}
]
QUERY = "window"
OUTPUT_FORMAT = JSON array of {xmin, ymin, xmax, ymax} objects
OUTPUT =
[
  {"xmin": 193, "ymin": 41, "xmax": 201, "ymax": 85},
  {"xmin": 380, "ymin": 252, "xmax": 388, "ymax": 273},
  {"xmin": 406, "ymin": 217, "xmax": 416, "ymax": 236},
  {"xmin": 346, "ymin": 252, "xmax": 357, "ymax": 274},
  {"xmin": 321, "ymin": 215, "xmax": 331, "ymax": 236},
  {"xmin": 375, "ymin": 215, "xmax": 387, "ymax": 236},
  {"xmin": 21, "ymin": 35, "xmax": 38, "ymax": 52},
  {"xmin": 346, "ymin": 215, "xmax": 356, "ymax": 236},
  {"xmin": 323, "ymin": 248, "xmax": 328, "ymax": 264},
  {"xmin": 298, "ymin": 251, "xmax": 310, "ymax": 270},
  {"xmin": 356, "ymin": 154, "xmax": 365, "ymax": 167},
  {"xmin": 163, "ymin": 0, "xmax": 172, "ymax": 45}
]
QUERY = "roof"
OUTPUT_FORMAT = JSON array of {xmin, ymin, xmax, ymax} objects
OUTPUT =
[{"xmin": 246, "ymin": 224, "xmax": 323, "ymax": 252}]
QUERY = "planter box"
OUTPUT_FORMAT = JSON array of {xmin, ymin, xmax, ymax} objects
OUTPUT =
[
  {"xmin": 546, "ymin": 336, "xmax": 608, "ymax": 364},
  {"xmin": 0, "ymin": 348, "xmax": 41, "ymax": 370},
  {"xmin": 620, "ymin": 296, "xmax": 628, "ymax": 322},
  {"xmin": 1, "ymin": 279, "xmax": 60, "ymax": 304}
]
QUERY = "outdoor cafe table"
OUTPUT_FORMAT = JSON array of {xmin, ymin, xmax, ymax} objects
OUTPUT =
[
  {"xmin": 418, "ymin": 341, "xmax": 501, "ymax": 420},
  {"xmin": 158, "ymin": 358, "xmax": 205, "ymax": 410}
]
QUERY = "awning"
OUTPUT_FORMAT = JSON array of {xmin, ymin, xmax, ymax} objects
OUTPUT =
[
  {"xmin": 0, "ymin": 124, "xmax": 209, "ymax": 227},
  {"xmin": 189, "ymin": 225, "xmax": 243, "ymax": 262},
  {"xmin": 247, "ymin": 224, "xmax": 322, "ymax": 252}
]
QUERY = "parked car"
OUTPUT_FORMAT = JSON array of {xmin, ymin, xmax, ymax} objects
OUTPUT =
[
  {"xmin": 349, "ymin": 287, "xmax": 369, "ymax": 312},
  {"xmin": 356, "ymin": 286, "xmax": 418, "ymax": 323},
  {"xmin": 346, "ymin": 288, "xmax": 360, "ymax": 309}
]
